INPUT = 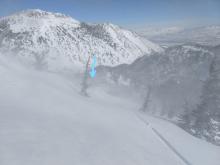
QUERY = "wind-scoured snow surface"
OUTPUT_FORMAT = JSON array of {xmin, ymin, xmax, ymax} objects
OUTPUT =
[
  {"xmin": 0, "ymin": 55, "xmax": 220, "ymax": 165},
  {"xmin": 0, "ymin": 9, "xmax": 162, "ymax": 69}
]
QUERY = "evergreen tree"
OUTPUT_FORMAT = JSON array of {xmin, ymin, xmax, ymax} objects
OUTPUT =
[
  {"xmin": 139, "ymin": 86, "xmax": 151, "ymax": 112},
  {"xmin": 180, "ymin": 55, "xmax": 220, "ymax": 145},
  {"xmin": 178, "ymin": 99, "xmax": 194, "ymax": 129},
  {"xmin": 33, "ymin": 50, "xmax": 48, "ymax": 70},
  {"xmin": 80, "ymin": 56, "xmax": 90, "ymax": 96}
]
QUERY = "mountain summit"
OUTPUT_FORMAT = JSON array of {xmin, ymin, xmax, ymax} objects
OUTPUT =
[{"xmin": 0, "ymin": 9, "xmax": 162, "ymax": 69}]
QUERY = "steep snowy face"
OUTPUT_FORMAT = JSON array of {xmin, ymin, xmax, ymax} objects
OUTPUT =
[{"xmin": 0, "ymin": 9, "xmax": 162, "ymax": 69}]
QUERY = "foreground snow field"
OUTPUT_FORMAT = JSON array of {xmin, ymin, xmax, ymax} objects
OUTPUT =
[{"xmin": 0, "ymin": 56, "xmax": 220, "ymax": 165}]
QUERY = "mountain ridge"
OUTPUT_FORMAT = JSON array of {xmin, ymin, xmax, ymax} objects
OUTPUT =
[
  {"xmin": 137, "ymin": 25, "xmax": 220, "ymax": 46},
  {"xmin": 0, "ymin": 9, "xmax": 162, "ymax": 70}
]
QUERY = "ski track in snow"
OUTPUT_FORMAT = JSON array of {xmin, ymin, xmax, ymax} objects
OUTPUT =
[
  {"xmin": 151, "ymin": 127, "xmax": 192, "ymax": 165},
  {"xmin": 136, "ymin": 113, "xmax": 192, "ymax": 165}
]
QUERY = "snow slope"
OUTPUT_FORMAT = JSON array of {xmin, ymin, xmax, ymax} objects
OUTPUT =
[
  {"xmin": 0, "ymin": 55, "xmax": 220, "ymax": 165},
  {"xmin": 0, "ymin": 9, "xmax": 162, "ymax": 69},
  {"xmin": 140, "ymin": 115, "xmax": 220, "ymax": 165}
]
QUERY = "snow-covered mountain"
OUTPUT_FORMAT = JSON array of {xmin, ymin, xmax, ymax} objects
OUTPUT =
[
  {"xmin": 0, "ymin": 9, "xmax": 162, "ymax": 70},
  {"xmin": 137, "ymin": 26, "xmax": 184, "ymax": 38},
  {"xmin": 138, "ymin": 25, "xmax": 220, "ymax": 46}
]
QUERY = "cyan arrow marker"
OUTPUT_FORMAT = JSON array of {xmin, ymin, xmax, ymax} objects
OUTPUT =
[
  {"xmin": 90, "ymin": 68, "xmax": 96, "ymax": 78},
  {"xmin": 90, "ymin": 56, "xmax": 96, "ymax": 78}
]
